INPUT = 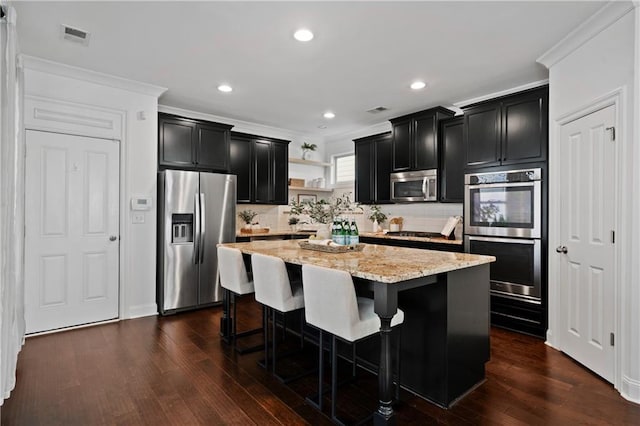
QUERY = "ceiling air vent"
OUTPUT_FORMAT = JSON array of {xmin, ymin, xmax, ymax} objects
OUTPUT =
[
  {"xmin": 60, "ymin": 24, "xmax": 90, "ymax": 46},
  {"xmin": 366, "ymin": 106, "xmax": 388, "ymax": 114}
]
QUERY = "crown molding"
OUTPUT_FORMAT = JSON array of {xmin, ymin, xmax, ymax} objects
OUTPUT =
[
  {"xmin": 158, "ymin": 104, "xmax": 322, "ymax": 143},
  {"xmin": 453, "ymin": 80, "xmax": 549, "ymax": 109},
  {"xmin": 20, "ymin": 55, "xmax": 167, "ymax": 98},
  {"xmin": 537, "ymin": 1, "xmax": 636, "ymax": 69}
]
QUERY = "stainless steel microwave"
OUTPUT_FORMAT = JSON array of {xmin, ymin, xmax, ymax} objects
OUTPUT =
[{"xmin": 390, "ymin": 169, "xmax": 437, "ymax": 202}]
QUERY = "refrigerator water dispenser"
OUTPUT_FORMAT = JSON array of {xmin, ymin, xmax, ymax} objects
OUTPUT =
[{"xmin": 171, "ymin": 213, "xmax": 193, "ymax": 243}]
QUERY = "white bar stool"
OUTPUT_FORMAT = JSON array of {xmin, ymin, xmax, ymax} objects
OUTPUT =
[
  {"xmin": 217, "ymin": 246, "xmax": 263, "ymax": 354},
  {"xmin": 301, "ymin": 264, "xmax": 404, "ymax": 425},
  {"xmin": 251, "ymin": 253, "xmax": 312, "ymax": 383}
]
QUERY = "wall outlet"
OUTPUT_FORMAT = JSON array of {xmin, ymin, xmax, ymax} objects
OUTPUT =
[{"xmin": 132, "ymin": 213, "xmax": 145, "ymax": 224}]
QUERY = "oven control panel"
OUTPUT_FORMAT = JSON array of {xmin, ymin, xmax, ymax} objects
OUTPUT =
[{"xmin": 466, "ymin": 168, "xmax": 542, "ymax": 185}]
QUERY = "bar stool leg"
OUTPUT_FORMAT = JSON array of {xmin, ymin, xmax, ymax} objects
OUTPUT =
[
  {"xmin": 272, "ymin": 308, "xmax": 277, "ymax": 376},
  {"xmin": 232, "ymin": 293, "xmax": 237, "ymax": 348},
  {"xmin": 282, "ymin": 313, "xmax": 287, "ymax": 342},
  {"xmin": 352, "ymin": 343, "xmax": 357, "ymax": 378},
  {"xmin": 263, "ymin": 306, "xmax": 270, "ymax": 369},
  {"xmin": 395, "ymin": 327, "xmax": 401, "ymax": 402},
  {"xmin": 299, "ymin": 311, "xmax": 305, "ymax": 349},
  {"xmin": 331, "ymin": 335, "xmax": 338, "ymax": 422}
]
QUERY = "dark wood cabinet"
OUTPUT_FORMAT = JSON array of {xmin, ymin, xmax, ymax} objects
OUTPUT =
[
  {"xmin": 271, "ymin": 142, "xmax": 288, "ymax": 205},
  {"xmin": 158, "ymin": 113, "xmax": 233, "ymax": 171},
  {"xmin": 229, "ymin": 136, "xmax": 252, "ymax": 202},
  {"xmin": 439, "ymin": 117, "xmax": 465, "ymax": 203},
  {"xmin": 158, "ymin": 115, "xmax": 197, "ymax": 168},
  {"xmin": 354, "ymin": 132, "xmax": 392, "ymax": 204},
  {"xmin": 390, "ymin": 107, "xmax": 455, "ymax": 172},
  {"xmin": 229, "ymin": 132, "xmax": 289, "ymax": 205},
  {"xmin": 359, "ymin": 236, "xmax": 463, "ymax": 252},
  {"xmin": 463, "ymin": 86, "xmax": 548, "ymax": 169},
  {"xmin": 196, "ymin": 122, "xmax": 231, "ymax": 171}
]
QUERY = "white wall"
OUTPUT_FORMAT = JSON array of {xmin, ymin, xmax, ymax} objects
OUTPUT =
[
  {"xmin": 23, "ymin": 59, "xmax": 164, "ymax": 319},
  {"xmin": 543, "ymin": 4, "xmax": 639, "ymax": 402}
]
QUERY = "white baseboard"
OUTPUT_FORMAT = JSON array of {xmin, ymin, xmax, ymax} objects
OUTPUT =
[
  {"xmin": 126, "ymin": 303, "xmax": 158, "ymax": 319},
  {"xmin": 621, "ymin": 375, "xmax": 640, "ymax": 404}
]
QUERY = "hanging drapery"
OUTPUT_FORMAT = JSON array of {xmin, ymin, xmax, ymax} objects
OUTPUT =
[{"xmin": 0, "ymin": 4, "xmax": 25, "ymax": 405}]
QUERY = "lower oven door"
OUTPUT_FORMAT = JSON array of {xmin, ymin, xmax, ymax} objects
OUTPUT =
[{"xmin": 465, "ymin": 236, "xmax": 541, "ymax": 303}]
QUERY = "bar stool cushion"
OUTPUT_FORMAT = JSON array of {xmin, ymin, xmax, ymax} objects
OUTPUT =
[
  {"xmin": 218, "ymin": 246, "xmax": 254, "ymax": 295},
  {"xmin": 302, "ymin": 264, "xmax": 404, "ymax": 342},
  {"xmin": 251, "ymin": 253, "xmax": 305, "ymax": 313}
]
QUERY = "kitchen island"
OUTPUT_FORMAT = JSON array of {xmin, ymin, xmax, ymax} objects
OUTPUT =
[{"xmin": 219, "ymin": 240, "xmax": 494, "ymax": 425}]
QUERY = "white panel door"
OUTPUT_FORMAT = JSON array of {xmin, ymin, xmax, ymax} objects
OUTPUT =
[
  {"xmin": 25, "ymin": 130, "xmax": 120, "ymax": 333},
  {"xmin": 558, "ymin": 105, "xmax": 615, "ymax": 382}
]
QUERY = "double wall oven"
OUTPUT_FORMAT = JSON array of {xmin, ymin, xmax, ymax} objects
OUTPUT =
[{"xmin": 464, "ymin": 168, "xmax": 543, "ymax": 304}]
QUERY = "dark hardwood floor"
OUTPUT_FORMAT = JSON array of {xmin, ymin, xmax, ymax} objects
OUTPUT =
[{"xmin": 3, "ymin": 298, "xmax": 639, "ymax": 425}]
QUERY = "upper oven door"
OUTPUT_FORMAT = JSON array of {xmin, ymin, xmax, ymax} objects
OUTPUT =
[{"xmin": 464, "ymin": 180, "xmax": 541, "ymax": 238}]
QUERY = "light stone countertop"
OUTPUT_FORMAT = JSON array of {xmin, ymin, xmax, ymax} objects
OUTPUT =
[{"xmin": 220, "ymin": 239, "xmax": 494, "ymax": 284}]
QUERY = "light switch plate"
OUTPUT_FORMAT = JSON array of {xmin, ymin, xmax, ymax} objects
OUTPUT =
[{"xmin": 132, "ymin": 213, "xmax": 145, "ymax": 224}]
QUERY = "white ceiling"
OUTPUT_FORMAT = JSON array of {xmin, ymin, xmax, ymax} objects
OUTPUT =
[{"xmin": 13, "ymin": 1, "xmax": 605, "ymax": 138}]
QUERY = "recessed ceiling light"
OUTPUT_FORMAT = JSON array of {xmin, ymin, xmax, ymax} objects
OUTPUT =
[
  {"xmin": 294, "ymin": 29, "xmax": 314, "ymax": 42},
  {"xmin": 217, "ymin": 84, "xmax": 233, "ymax": 93},
  {"xmin": 410, "ymin": 81, "xmax": 427, "ymax": 90},
  {"xmin": 323, "ymin": 111, "xmax": 335, "ymax": 119}
]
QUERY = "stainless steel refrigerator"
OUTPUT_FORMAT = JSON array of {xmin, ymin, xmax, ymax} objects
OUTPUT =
[{"xmin": 157, "ymin": 170, "xmax": 236, "ymax": 315}]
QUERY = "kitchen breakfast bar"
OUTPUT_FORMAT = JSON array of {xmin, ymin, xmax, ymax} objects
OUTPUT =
[{"xmin": 218, "ymin": 240, "xmax": 495, "ymax": 425}]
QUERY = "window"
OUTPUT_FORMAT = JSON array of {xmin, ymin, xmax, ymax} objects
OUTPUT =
[{"xmin": 333, "ymin": 153, "xmax": 355, "ymax": 184}]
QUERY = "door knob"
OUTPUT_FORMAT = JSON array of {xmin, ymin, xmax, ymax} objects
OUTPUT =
[
  {"xmin": 109, "ymin": 235, "xmax": 118, "ymax": 241},
  {"xmin": 556, "ymin": 245, "xmax": 567, "ymax": 254}
]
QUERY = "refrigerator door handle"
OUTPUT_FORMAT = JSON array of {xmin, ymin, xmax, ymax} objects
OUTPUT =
[
  {"xmin": 199, "ymin": 193, "xmax": 206, "ymax": 264},
  {"xmin": 194, "ymin": 192, "xmax": 200, "ymax": 264}
]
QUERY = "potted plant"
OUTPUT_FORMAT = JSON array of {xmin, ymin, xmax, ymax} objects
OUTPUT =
[
  {"xmin": 288, "ymin": 216, "xmax": 300, "ymax": 231},
  {"xmin": 301, "ymin": 142, "xmax": 317, "ymax": 160},
  {"xmin": 238, "ymin": 209, "xmax": 258, "ymax": 230},
  {"xmin": 289, "ymin": 193, "xmax": 361, "ymax": 238},
  {"xmin": 367, "ymin": 205, "xmax": 387, "ymax": 233}
]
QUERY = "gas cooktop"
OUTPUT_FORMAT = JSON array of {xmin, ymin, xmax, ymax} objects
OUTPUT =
[{"xmin": 385, "ymin": 231, "xmax": 445, "ymax": 238}]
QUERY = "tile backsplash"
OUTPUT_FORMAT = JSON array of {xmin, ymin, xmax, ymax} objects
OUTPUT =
[{"xmin": 236, "ymin": 185, "xmax": 463, "ymax": 238}]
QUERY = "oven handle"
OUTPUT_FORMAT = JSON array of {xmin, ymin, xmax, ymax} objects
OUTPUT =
[
  {"xmin": 466, "ymin": 235, "xmax": 536, "ymax": 245},
  {"xmin": 421, "ymin": 177, "xmax": 428, "ymax": 200},
  {"xmin": 467, "ymin": 181, "xmax": 538, "ymax": 190}
]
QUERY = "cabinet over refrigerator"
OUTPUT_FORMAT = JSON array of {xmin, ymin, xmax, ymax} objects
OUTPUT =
[{"xmin": 157, "ymin": 170, "xmax": 236, "ymax": 315}]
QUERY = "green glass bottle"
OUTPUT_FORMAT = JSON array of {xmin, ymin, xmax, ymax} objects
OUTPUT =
[{"xmin": 350, "ymin": 220, "xmax": 359, "ymax": 245}]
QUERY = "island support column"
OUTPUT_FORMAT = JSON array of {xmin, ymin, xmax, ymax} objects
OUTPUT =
[{"xmin": 373, "ymin": 282, "xmax": 398, "ymax": 426}]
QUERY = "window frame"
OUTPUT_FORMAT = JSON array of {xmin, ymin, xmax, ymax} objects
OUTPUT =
[{"xmin": 331, "ymin": 151, "xmax": 355, "ymax": 187}]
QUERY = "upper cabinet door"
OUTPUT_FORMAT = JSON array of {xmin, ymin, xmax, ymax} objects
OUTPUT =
[
  {"xmin": 355, "ymin": 140, "xmax": 374, "ymax": 204},
  {"xmin": 253, "ymin": 141, "xmax": 271, "ymax": 204},
  {"xmin": 464, "ymin": 103, "xmax": 501, "ymax": 169},
  {"xmin": 391, "ymin": 118, "xmax": 412, "ymax": 171},
  {"xmin": 159, "ymin": 116, "xmax": 196, "ymax": 168},
  {"xmin": 414, "ymin": 113, "xmax": 437, "ymax": 170},
  {"xmin": 501, "ymin": 89, "xmax": 548, "ymax": 165},
  {"xmin": 374, "ymin": 133, "xmax": 393, "ymax": 203},
  {"xmin": 229, "ymin": 136, "xmax": 252, "ymax": 203},
  {"xmin": 196, "ymin": 122, "xmax": 230, "ymax": 171},
  {"xmin": 439, "ymin": 117, "xmax": 464, "ymax": 202},
  {"xmin": 271, "ymin": 142, "xmax": 289, "ymax": 205}
]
